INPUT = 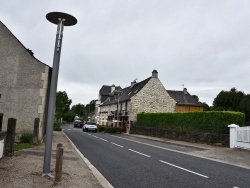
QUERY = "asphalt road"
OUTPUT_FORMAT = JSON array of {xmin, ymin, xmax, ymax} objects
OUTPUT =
[{"xmin": 62, "ymin": 124, "xmax": 250, "ymax": 188}]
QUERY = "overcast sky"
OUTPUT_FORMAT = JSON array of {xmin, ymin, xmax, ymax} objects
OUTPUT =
[{"xmin": 1, "ymin": 1, "xmax": 250, "ymax": 106}]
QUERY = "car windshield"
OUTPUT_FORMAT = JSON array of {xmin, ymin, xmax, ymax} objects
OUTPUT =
[{"xmin": 86, "ymin": 122, "xmax": 96, "ymax": 125}]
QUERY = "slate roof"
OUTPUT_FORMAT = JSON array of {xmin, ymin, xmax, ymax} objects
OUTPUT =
[
  {"xmin": 99, "ymin": 76, "xmax": 203, "ymax": 107},
  {"xmin": 99, "ymin": 85, "xmax": 122, "ymax": 103},
  {"xmin": 167, "ymin": 90, "xmax": 203, "ymax": 106},
  {"xmin": 100, "ymin": 77, "xmax": 151, "ymax": 106}
]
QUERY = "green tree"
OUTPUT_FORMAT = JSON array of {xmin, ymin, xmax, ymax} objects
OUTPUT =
[
  {"xmin": 191, "ymin": 95, "xmax": 199, "ymax": 102},
  {"xmin": 240, "ymin": 94, "xmax": 250, "ymax": 122},
  {"xmin": 63, "ymin": 110, "xmax": 75, "ymax": 123},
  {"xmin": 84, "ymin": 100, "xmax": 96, "ymax": 120},
  {"xmin": 201, "ymin": 102, "xmax": 211, "ymax": 111},
  {"xmin": 71, "ymin": 103, "xmax": 85, "ymax": 117},
  {"xmin": 213, "ymin": 88, "xmax": 245, "ymax": 111},
  {"xmin": 192, "ymin": 95, "xmax": 210, "ymax": 111},
  {"xmin": 56, "ymin": 91, "xmax": 72, "ymax": 121}
]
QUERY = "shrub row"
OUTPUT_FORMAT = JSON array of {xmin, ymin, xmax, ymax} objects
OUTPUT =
[
  {"xmin": 136, "ymin": 111, "xmax": 245, "ymax": 134},
  {"xmin": 54, "ymin": 121, "xmax": 62, "ymax": 131},
  {"xmin": 97, "ymin": 126, "xmax": 125, "ymax": 133}
]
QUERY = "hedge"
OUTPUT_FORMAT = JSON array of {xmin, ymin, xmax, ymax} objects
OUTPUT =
[
  {"xmin": 136, "ymin": 111, "xmax": 245, "ymax": 134},
  {"xmin": 97, "ymin": 125, "xmax": 125, "ymax": 133}
]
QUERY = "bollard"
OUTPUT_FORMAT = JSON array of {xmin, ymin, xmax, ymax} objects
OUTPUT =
[
  {"xmin": 54, "ymin": 143, "xmax": 63, "ymax": 184},
  {"xmin": 0, "ymin": 113, "xmax": 3, "ymax": 132},
  {"xmin": 4, "ymin": 118, "xmax": 16, "ymax": 156},
  {"xmin": 33, "ymin": 118, "xmax": 40, "ymax": 144}
]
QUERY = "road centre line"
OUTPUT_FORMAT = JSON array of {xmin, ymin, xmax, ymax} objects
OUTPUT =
[
  {"xmin": 111, "ymin": 142, "xmax": 124, "ymax": 148},
  {"xmin": 111, "ymin": 135, "xmax": 191, "ymax": 154},
  {"xmin": 92, "ymin": 135, "xmax": 99, "ymax": 138},
  {"xmin": 159, "ymin": 160, "xmax": 209, "ymax": 178},
  {"xmin": 128, "ymin": 149, "xmax": 151, "ymax": 157},
  {"xmin": 99, "ymin": 138, "xmax": 108, "ymax": 142}
]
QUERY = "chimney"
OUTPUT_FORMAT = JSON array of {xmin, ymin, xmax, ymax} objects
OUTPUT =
[
  {"xmin": 152, "ymin": 70, "xmax": 158, "ymax": 78},
  {"xmin": 111, "ymin": 84, "xmax": 115, "ymax": 93},
  {"xmin": 131, "ymin": 80, "xmax": 136, "ymax": 87},
  {"xmin": 183, "ymin": 88, "xmax": 187, "ymax": 94}
]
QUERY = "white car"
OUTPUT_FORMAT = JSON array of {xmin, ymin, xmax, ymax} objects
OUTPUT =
[{"xmin": 82, "ymin": 122, "xmax": 97, "ymax": 132}]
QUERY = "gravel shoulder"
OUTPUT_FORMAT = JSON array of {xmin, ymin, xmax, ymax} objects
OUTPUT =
[{"xmin": 0, "ymin": 131, "xmax": 103, "ymax": 188}]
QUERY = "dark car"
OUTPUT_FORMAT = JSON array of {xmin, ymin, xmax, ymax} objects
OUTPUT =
[{"xmin": 74, "ymin": 120, "xmax": 83, "ymax": 128}]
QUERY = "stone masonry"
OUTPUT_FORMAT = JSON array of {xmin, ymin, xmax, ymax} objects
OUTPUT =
[
  {"xmin": 130, "ymin": 77, "xmax": 176, "ymax": 121},
  {"xmin": 0, "ymin": 21, "xmax": 51, "ymax": 141}
]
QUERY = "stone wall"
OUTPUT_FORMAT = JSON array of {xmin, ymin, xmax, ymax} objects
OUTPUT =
[
  {"xmin": 130, "ymin": 78, "xmax": 176, "ymax": 121},
  {"xmin": 0, "ymin": 22, "xmax": 51, "ymax": 140},
  {"xmin": 131, "ymin": 126, "xmax": 229, "ymax": 147}
]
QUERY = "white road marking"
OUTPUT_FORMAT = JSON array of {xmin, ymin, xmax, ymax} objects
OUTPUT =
[
  {"xmin": 111, "ymin": 142, "xmax": 124, "ymax": 148},
  {"xmin": 99, "ymin": 138, "xmax": 108, "ymax": 142},
  {"xmin": 159, "ymin": 160, "xmax": 209, "ymax": 178},
  {"xmin": 67, "ymin": 129, "xmax": 71, "ymax": 130},
  {"xmin": 128, "ymin": 149, "xmax": 151, "ymax": 157},
  {"xmin": 111, "ymin": 135, "xmax": 177, "ymax": 152},
  {"xmin": 92, "ymin": 135, "xmax": 99, "ymax": 138}
]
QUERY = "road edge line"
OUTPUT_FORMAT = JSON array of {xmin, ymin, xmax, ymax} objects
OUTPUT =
[{"xmin": 62, "ymin": 131, "xmax": 114, "ymax": 188}]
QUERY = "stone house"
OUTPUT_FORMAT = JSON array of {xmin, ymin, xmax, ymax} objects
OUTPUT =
[
  {"xmin": 97, "ymin": 70, "xmax": 203, "ymax": 127},
  {"xmin": 95, "ymin": 85, "xmax": 122, "ymax": 125},
  {"xmin": 0, "ymin": 21, "xmax": 51, "ymax": 140}
]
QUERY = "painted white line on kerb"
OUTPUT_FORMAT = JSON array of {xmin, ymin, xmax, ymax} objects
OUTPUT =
[
  {"xmin": 99, "ymin": 138, "xmax": 108, "ymax": 142},
  {"xmin": 128, "ymin": 149, "xmax": 151, "ymax": 157},
  {"xmin": 111, "ymin": 142, "xmax": 124, "ymax": 148},
  {"xmin": 159, "ymin": 160, "xmax": 209, "ymax": 178}
]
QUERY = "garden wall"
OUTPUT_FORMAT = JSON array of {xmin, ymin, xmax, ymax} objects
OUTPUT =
[{"xmin": 130, "ymin": 126, "xmax": 229, "ymax": 147}]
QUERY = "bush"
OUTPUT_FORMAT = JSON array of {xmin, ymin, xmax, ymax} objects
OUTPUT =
[
  {"xmin": 136, "ymin": 111, "xmax": 245, "ymax": 134},
  {"xmin": 98, "ymin": 126, "xmax": 125, "ymax": 133},
  {"xmin": 97, "ymin": 125, "xmax": 105, "ymax": 132},
  {"xmin": 54, "ymin": 121, "xmax": 61, "ymax": 131},
  {"xmin": 19, "ymin": 133, "xmax": 33, "ymax": 143}
]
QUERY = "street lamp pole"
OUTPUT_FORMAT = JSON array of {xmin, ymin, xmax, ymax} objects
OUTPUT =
[
  {"xmin": 117, "ymin": 93, "xmax": 119, "ymax": 127},
  {"xmin": 43, "ymin": 12, "xmax": 77, "ymax": 177},
  {"xmin": 114, "ymin": 90, "xmax": 122, "ymax": 127}
]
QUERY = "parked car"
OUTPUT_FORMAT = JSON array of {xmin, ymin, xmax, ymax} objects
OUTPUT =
[
  {"xmin": 74, "ymin": 119, "xmax": 83, "ymax": 128},
  {"xmin": 82, "ymin": 122, "xmax": 97, "ymax": 132}
]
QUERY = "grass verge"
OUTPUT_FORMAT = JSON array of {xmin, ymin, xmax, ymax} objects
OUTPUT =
[{"xmin": 14, "ymin": 143, "xmax": 35, "ymax": 152}]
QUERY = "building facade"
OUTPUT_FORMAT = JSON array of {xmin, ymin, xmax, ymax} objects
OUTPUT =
[
  {"xmin": 96, "ymin": 70, "xmax": 203, "ymax": 127},
  {"xmin": 0, "ymin": 21, "xmax": 51, "ymax": 140}
]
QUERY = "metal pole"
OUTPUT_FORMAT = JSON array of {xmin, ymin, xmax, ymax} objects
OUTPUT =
[
  {"xmin": 117, "ymin": 94, "xmax": 119, "ymax": 127},
  {"xmin": 43, "ymin": 18, "xmax": 64, "ymax": 177}
]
